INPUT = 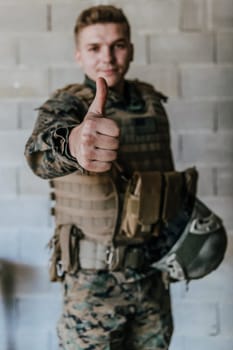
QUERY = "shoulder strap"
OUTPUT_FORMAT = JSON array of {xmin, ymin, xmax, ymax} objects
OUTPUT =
[{"xmin": 132, "ymin": 79, "xmax": 168, "ymax": 103}]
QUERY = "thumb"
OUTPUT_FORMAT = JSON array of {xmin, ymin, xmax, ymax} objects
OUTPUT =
[{"xmin": 88, "ymin": 77, "xmax": 108, "ymax": 115}]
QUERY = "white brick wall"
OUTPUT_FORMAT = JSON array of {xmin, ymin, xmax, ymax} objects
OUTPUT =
[
  {"xmin": 0, "ymin": 4, "xmax": 47, "ymax": 32},
  {"xmin": 0, "ymin": 68, "xmax": 49, "ymax": 98},
  {"xmin": 0, "ymin": 1, "xmax": 232, "ymax": 349},
  {"xmin": 180, "ymin": 64, "xmax": 233, "ymax": 98},
  {"xmin": 18, "ymin": 33, "xmax": 75, "ymax": 66},
  {"xmin": 128, "ymin": 63, "xmax": 178, "ymax": 97},
  {"xmin": 149, "ymin": 33, "xmax": 214, "ymax": 63}
]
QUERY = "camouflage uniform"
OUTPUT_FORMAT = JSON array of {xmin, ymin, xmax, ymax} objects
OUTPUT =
[
  {"xmin": 57, "ymin": 270, "xmax": 172, "ymax": 350},
  {"xmin": 25, "ymin": 76, "xmax": 174, "ymax": 349}
]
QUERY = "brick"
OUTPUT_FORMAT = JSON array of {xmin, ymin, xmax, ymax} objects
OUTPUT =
[
  {"xmin": 219, "ymin": 303, "xmax": 233, "ymax": 336},
  {"xmin": 16, "ymin": 296, "xmax": 61, "ymax": 331},
  {"xmin": 18, "ymin": 228, "xmax": 51, "ymax": 266},
  {"xmin": 197, "ymin": 166, "xmax": 215, "ymax": 196},
  {"xmin": 0, "ymin": 101, "xmax": 18, "ymax": 129},
  {"xmin": 217, "ymin": 101, "xmax": 233, "ymax": 130},
  {"xmin": 13, "ymin": 266, "xmax": 52, "ymax": 295},
  {"xmin": 48, "ymin": 279, "xmax": 62, "ymax": 295},
  {"xmin": 172, "ymin": 300, "xmax": 218, "ymax": 336},
  {"xmin": 131, "ymin": 32, "xmax": 147, "ymax": 64},
  {"xmin": 170, "ymin": 131, "xmax": 180, "ymax": 162},
  {"xmin": 181, "ymin": 274, "xmax": 225, "ymax": 303},
  {"xmin": 181, "ymin": 131, "xmax": 233, "ymax": 164},
  {"xmin": 0, "ymin": 167, "xmax": 17, "ymax": 196},
  {"xmin": 170, "ymin": 281, "xmax": 188, "ymax": 300},
  {"xmin": 0, "ymin": 335, "xmax": 7, "ymax": 350},
  {"xmin": 0, "ymin": 301, "xmax": 7, "ymax": 340},
  {"xmin": 212, "ymin": 0, "xmax": 233, "ymax": 29},
  {"xmin": 0, "ymin": 4, "xmax": 47, "ymax": 32},
  {"xmin": 217, "ymin": 31, "xmax": 233, "ymax": 62},
  {"xmin": 127, "ymin": 63, "xmax": 178, "ymax": 97},
  {"xmin": 0, "ymin": 36, "xmax": 16, "ymax": 65},
  {"xmin": 149, "ymin": 33, "xmax": 214, "ymax": 63},
  {"xmin": 181, "ymin": 0, "xmax": 205, "ymax": 31},
  {"xmin": 216, "ymin": 167, "xmax": 233, "ymax": 195},
  {"xmin": 166, "ymin": 99, "xmax": 215, "ymax": 131},
  {"xmin": 169, "ymin": 335, "xmax": 184, "ymax": 350},
  {"xmin": 201, "ymin": 196, "xmax": 233, "ymax": 229},
  {"xmin": 0, "ymin": 229, "xmax": 19, "ymax": 262},
  {"xmin": 19, "ymin": 166, "xmax": 49, "ymax": 195},
  {"xmin": 170, "ymin": 164, "xmax": 215, "ymax": 195},
  {"xmin": 19, "ymin": 99, "xmax": 44, "ymax": 129},
  {"xmin": 49, "ymin": 66, "xmax": 84, "ymax": 92},
  {"xmin": 0, "ymin": 197, "xmax": 51, "ymax": 227},
  {"xmin": 0, "ymin": 68, "xmax": 49, "ymax": 98},
  {"xmin": 180, "ymin": 64, "xmax": 233, "ymax": 98},
  {"xmin": 49, "ymin": 329, "xmax": 60, "ymax": 350},
  {"xmin": 51, "ymin": 1, "xmax": 95, "ymax": 32},
  {"xmin": 52, "ymin": 0, "xmax": 180, "ymax": 32},
  {"xmin": 14, "ymin": 330, "xmax": 49, "ymax": 350},
  {"xmin": 19, "ymin": 33, "xmax": 75, "ymax": 66},
  {"xmin": 0, "ymin": 130, "xmax": 31, "ymax": 166},
  {"xmin": 183, "ymin": 335, "xmax": 233, "ymax": 350},
  {"xmin": 109, "ymin": 0, "xmax": 180, "ymax": 32}
]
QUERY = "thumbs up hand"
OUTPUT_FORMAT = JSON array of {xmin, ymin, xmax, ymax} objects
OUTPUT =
[{"xmin": 69, "ymin": 77, "xmax": 120, "ymax": 173}]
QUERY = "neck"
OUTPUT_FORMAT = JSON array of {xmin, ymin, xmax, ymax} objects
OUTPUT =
[
  {"xmin": 84, "ymin": 75, "xmax": 125, "ymax": 97},
  {"xmin": 110, "ymin": 80, "xmax": 125, "ymax": 96}
]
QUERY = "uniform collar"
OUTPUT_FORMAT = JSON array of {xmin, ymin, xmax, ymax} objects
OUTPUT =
[{"xmin": 84, "ymin": 75, "xmax": 145, "ymax": 113}]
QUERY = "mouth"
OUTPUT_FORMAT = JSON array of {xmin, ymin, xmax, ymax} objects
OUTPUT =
[{"xmin": 101, "ymin": 68, "xmax": 117, "ymax": 76}]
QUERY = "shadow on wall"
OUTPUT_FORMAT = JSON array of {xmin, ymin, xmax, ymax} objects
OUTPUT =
[{"xmin": 0, "ymin": 259, "xmax": 43, "ymax": 350}]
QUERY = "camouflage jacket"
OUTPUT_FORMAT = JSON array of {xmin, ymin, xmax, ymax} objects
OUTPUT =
[{"xmin": 25, "ymin": 76, "xmax": 171, "ymax": 179}]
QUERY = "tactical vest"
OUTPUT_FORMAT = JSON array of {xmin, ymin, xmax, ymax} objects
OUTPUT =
[{"xmin": 50, "ymin": 81, "xmax": 174, "ymax": 245}]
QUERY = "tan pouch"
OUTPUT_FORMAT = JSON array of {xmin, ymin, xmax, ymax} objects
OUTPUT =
[
  {"xmin": 118, "ymin": 167, "xmax": 198, "ymax": 244},
  {"xmin": 48, "ymin": 224, "xmax": 83, "ymax": 282},
  {"xmin": 119, "ymin": 171, "xmax": 163, "ymax": 242}
]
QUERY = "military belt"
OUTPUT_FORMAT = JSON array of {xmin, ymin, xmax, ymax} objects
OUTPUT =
[{"xmin": 78, "ymin": 240, "xmax": 146, "ymax": 272}]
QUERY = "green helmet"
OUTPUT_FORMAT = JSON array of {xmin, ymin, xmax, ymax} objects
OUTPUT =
[{"xmin": 151, "ymin": 198, "xmax": 227, "ymax": 281}]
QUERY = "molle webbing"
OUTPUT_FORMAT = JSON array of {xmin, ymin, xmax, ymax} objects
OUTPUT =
[
  {"xmin": 50, "ymin": 80, "xmax": 174, "ymax": 245},
  {"xmin": 50, "ymin": 172, "xmax": 118, "ymax": 245},
  {"xmin": 56, "ymin": 80, "xmax": 174, "ymax": 174},
  {"xmin": 108, "ymin": 83, "xmax": 174, "ymax": 174}
]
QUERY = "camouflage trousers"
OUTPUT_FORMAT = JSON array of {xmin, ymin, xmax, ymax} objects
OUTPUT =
[{"xmin": 57, "ymin": 269, "xmax": 173, "ymax": 350}]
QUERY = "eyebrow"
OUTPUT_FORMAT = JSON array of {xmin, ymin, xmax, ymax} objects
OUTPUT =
[{"xmin": 86, "ymin": 38, "xmax": 128, "ymax": 46}]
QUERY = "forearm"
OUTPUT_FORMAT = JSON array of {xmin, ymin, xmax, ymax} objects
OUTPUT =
[
  {"xmin": 25, "ymin": 126, "xmax": 83, "ymax": 179},
  {"xmin": 24, "ymin": 92, "xmax": 86, "ymax": 179}
]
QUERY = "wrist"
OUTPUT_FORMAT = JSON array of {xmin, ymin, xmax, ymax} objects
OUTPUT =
[{"xmin": 68, "ymin": 124, "xmax": 82, "ymax": 159}]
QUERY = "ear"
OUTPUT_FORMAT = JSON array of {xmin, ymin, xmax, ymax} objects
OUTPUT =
[
  {"xmin": 130, "ymin": 43, "xmax": 134, "ymax": 62},
  {"xmin": 75, "ymin": 50, "xmax": 82, "ymax": 67}
]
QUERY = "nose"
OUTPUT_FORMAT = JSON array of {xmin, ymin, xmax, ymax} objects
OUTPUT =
[{"xmin": 102, "ymin": 46, "xmax": 114, "ymax": 63}]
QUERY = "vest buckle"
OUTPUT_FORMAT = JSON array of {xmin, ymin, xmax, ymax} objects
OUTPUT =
[{"xmin": 105, "ymin": 246, "xmax": 115, "ymax": 268}]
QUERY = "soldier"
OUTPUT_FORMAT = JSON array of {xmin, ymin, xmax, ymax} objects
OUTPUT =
[{"xmin": 25, "ymin": 5, "xmax": 178, "ymax": 350}]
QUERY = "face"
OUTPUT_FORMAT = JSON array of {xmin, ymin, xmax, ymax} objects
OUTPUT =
[{"xmin": 75, "ymin": 23, "xmax": 134, "ymax": 93}]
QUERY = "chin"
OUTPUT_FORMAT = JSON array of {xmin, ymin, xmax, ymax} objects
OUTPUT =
[{"xmin": 103, "ymin": 76, "xmax": 121, "ymax": 88}]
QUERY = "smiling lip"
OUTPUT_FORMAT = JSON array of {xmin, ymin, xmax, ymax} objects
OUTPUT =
[{"xmin": 101, "ymin": 69, "xmax": 117, "ymax": 75}]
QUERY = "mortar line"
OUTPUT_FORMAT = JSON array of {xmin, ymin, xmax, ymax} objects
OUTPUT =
[{"xmin": 47, "ymin": 4, "xmax": 52, "ymax": 32}]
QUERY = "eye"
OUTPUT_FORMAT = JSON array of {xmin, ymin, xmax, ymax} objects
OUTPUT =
[
  {"xmin": 115, "ymin": 42, "xmax": 126, "ymax": 49},
  {"xmin": 88, "ymin": 46, "xmax": 99, "ymax": 52}
]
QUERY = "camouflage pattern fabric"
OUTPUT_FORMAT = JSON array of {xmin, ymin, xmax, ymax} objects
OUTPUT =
[
  {"xmin": 25, "ymin": 77, "xmax": 173, "ymax": 180},
  {"xmin": 57, "ymin": 270, "xmax": 173, "ymax": 350},
  {"xmin": 25, "ymin": 77, "xmax": 174, "ymax": 349}
]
